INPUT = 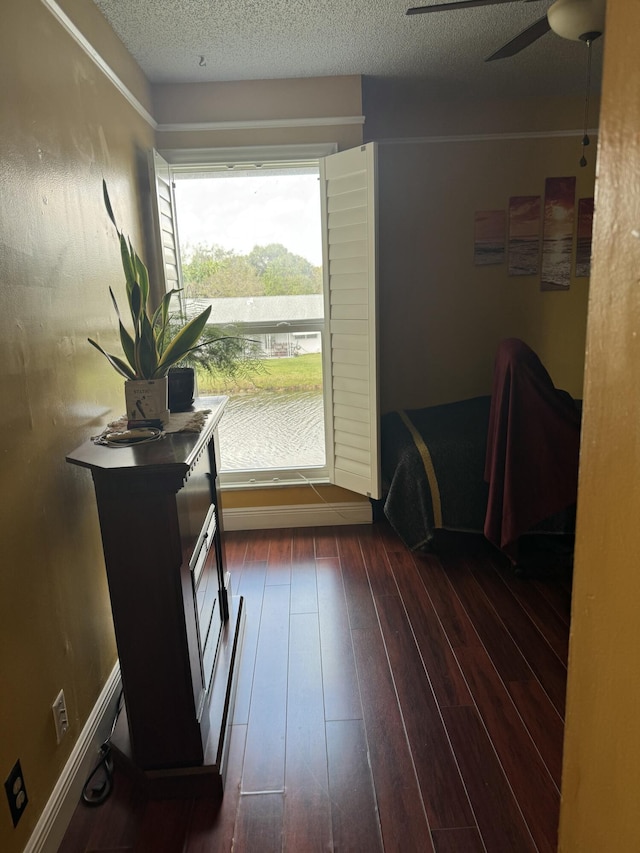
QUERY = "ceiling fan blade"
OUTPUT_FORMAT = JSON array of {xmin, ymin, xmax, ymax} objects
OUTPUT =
[
  {"xmin": 485, "ymin": 14, "xmax": 551, "ymax": 60},
  {"xmin": 407, "ymin": 0, "xmax": 537, "ymax": 16}
]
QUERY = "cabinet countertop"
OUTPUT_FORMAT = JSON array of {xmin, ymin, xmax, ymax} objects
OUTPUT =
[{"xmin": 66, "ymin": 396, "xmax": 228, "ymax": 477}]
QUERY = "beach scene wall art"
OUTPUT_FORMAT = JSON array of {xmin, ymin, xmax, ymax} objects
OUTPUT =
[
  {"xmin": 541, "ymin": 176, "xmax": 576, "ymax": 291},
  {"xmin": 575, "ymin": 197, "xmax": 594, "ymax": 277},
  {"xmin": 508, "ymin": 196, "xmax": 541, "ymax": 276},
  {"xmin": 474, "ymin": 209, "xmax": 506, "ymax": 265}
]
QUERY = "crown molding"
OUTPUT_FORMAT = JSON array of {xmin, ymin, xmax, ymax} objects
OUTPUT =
[
  {"xmin": 156, "ymin": 116, "xmax": 365, "ymax": 133},
  {"xmin": 40, "ymin": 0, "xmax": 157, "ymax": 128},
  {"xmin": 376, "ymin": 128, "xmax": 600, "ymax": 145}
]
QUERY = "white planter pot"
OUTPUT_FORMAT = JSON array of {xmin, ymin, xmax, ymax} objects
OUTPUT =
[{"xmin": 124, "ymin": 377, "xmax": 169, "ymax": 427}]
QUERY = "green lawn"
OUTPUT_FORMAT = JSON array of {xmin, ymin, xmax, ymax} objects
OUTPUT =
[{"xmin": 197, "ymin": 352, "xmax": 323, "ymax": 394}]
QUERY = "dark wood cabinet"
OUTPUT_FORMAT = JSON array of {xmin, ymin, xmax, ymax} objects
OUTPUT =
[{"xmin": 67, "ymin": 397, "xmax": 243, "ymax": 797}]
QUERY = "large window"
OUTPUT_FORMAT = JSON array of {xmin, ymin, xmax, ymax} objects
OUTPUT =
[
  {"xmin": 172, "ymin": 166, "xmax": 327, "ymax": 484},
  {"xmin": 149, "ymin": 144, "xmax": 381, "ymax": 498}
]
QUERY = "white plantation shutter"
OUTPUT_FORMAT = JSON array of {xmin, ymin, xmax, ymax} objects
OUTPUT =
[
  {"xmin": 320, "ymin": 143, "xmax": 380, "ymax": 499},
  {"xmin": 148, "ymin": 149, "xmax": 183, "ymax": 302}
]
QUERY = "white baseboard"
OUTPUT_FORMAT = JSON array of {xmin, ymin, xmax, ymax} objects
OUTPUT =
[
  {"xmin": 25, "ymin": 664, "xmax": 123, "ymax": 853},
  {"xmin": 222, "ymin": 500, "xmax": 372, "ymax": 530}
]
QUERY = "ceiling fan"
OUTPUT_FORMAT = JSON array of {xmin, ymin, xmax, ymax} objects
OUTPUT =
[{"xmin": 406, "ymin": 0, "xmax": 605, "ymax": 61}]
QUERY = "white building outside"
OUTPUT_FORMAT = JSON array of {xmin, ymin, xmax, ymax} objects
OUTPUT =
[{"xmin": 184, "ymin": 294, "xmax": 323, "ymax": 358}]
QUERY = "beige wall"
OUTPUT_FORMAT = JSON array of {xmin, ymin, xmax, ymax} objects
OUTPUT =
[
  {"xmin": 153, "ymin": 75, "xmax": 363, "ymax": 151},
  {"xmin": 374, "ymin": 134, "xmax": 595, "ymax": 412},
  {"xmin": 559, "ymin": 2, "xmax": 640, "ymax": 850},
  {"xmin": 364, "ymin": 78, "xmax": 596, "ymax": 413},
  {"xmin": 0, "ymin": 1, "xmax": 153, "ymax": 850},
  {"xmin": 363, "ymin": 77, "xmax": 600, "ymax": 139}
]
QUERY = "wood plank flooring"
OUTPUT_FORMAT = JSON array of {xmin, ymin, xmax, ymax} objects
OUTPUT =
[{"xmin": 58, "ymin": 522, "xmax": 572, "ymax": 853}]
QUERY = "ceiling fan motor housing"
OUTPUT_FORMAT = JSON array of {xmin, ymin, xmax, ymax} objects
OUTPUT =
[{"xmin": 547, "ymin": 0, "xmax": 605, "ymax": 42}]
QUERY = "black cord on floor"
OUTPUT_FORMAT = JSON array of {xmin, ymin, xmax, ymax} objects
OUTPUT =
[{"xmin": 81, "ymin": 688, "xmax": 124, "ymax": 807}]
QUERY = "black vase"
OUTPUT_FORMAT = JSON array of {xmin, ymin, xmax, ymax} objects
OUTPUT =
[{"xmin": 168, "ymin": 367, "xmax": 196, "ymax": 412}]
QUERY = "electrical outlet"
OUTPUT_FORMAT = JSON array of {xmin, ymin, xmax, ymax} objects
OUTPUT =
[
  {"xmin": 4, "ymin": 760, "xmax": 28, "ymax": 828},
  {"xmin": 52, "ymin": 689, "xmax": 69, "ymax": 744}
]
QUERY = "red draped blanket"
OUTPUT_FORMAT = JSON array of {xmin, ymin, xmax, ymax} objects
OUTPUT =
[{"xmin": 484, "ymin": 338, "xmax": 581, "ymax": 561}]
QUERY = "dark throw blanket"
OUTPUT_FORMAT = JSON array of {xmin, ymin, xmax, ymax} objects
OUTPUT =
[
  {"xmin": 483, "ymin": 338, "xmax": 581, "ymax": 562},
  {"xmin": 381, "ymin": 396, "xmax": 491, "ymax": 550}
]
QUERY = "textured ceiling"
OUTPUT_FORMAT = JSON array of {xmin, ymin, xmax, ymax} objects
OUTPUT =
[{"xmin": 92, "ymin": 0, "xmax": 603, "ymax": 99}]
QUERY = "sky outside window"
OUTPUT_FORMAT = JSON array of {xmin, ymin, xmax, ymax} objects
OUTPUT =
[{"xmin": 174, "ymin": 170, "xmax": 322, "ymax": 266}]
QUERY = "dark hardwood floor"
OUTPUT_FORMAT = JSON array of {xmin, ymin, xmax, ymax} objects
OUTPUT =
[{"xmin": 58, "ymin": 522, "xmax": 572, "ymax": 853}]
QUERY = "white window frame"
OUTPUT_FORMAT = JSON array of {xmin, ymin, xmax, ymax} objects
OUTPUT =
[{"xmin": 148, "ymin": 143, "xmax": 380, "ymax": 499}]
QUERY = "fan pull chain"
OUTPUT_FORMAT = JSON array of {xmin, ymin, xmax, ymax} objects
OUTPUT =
[{"xmin": 580, "ymin": 39, "xmax": 593, "ymax": 167}]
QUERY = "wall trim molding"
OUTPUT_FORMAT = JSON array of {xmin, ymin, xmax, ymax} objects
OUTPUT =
[
  {"xmin": 222, "ymin": 501, "xmax": 372, "ymax": 530},
  {"xmin": 40, "ymin": 0, "xmax": 157, "ymax": 128},
  {"xmin": 25, "ymin": 664, "xmax": 123, "ymax": 853},
  {"xmin": 156, "ymin": 116, "xmax": 365, "ymax": 133},
  {"xmin": 376, "ymin": 128, "xmax": 600, "ymax": 145}
]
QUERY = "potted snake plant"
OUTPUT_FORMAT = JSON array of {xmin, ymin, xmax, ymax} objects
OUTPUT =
[{"xmin": 88, "ymin": 181, "xmax": 212, "ymax": 426}]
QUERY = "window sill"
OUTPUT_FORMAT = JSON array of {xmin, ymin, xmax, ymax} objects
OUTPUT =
[{"xmin": 221, "ymin": 475, "xmax": 330, "ymax": 491}]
